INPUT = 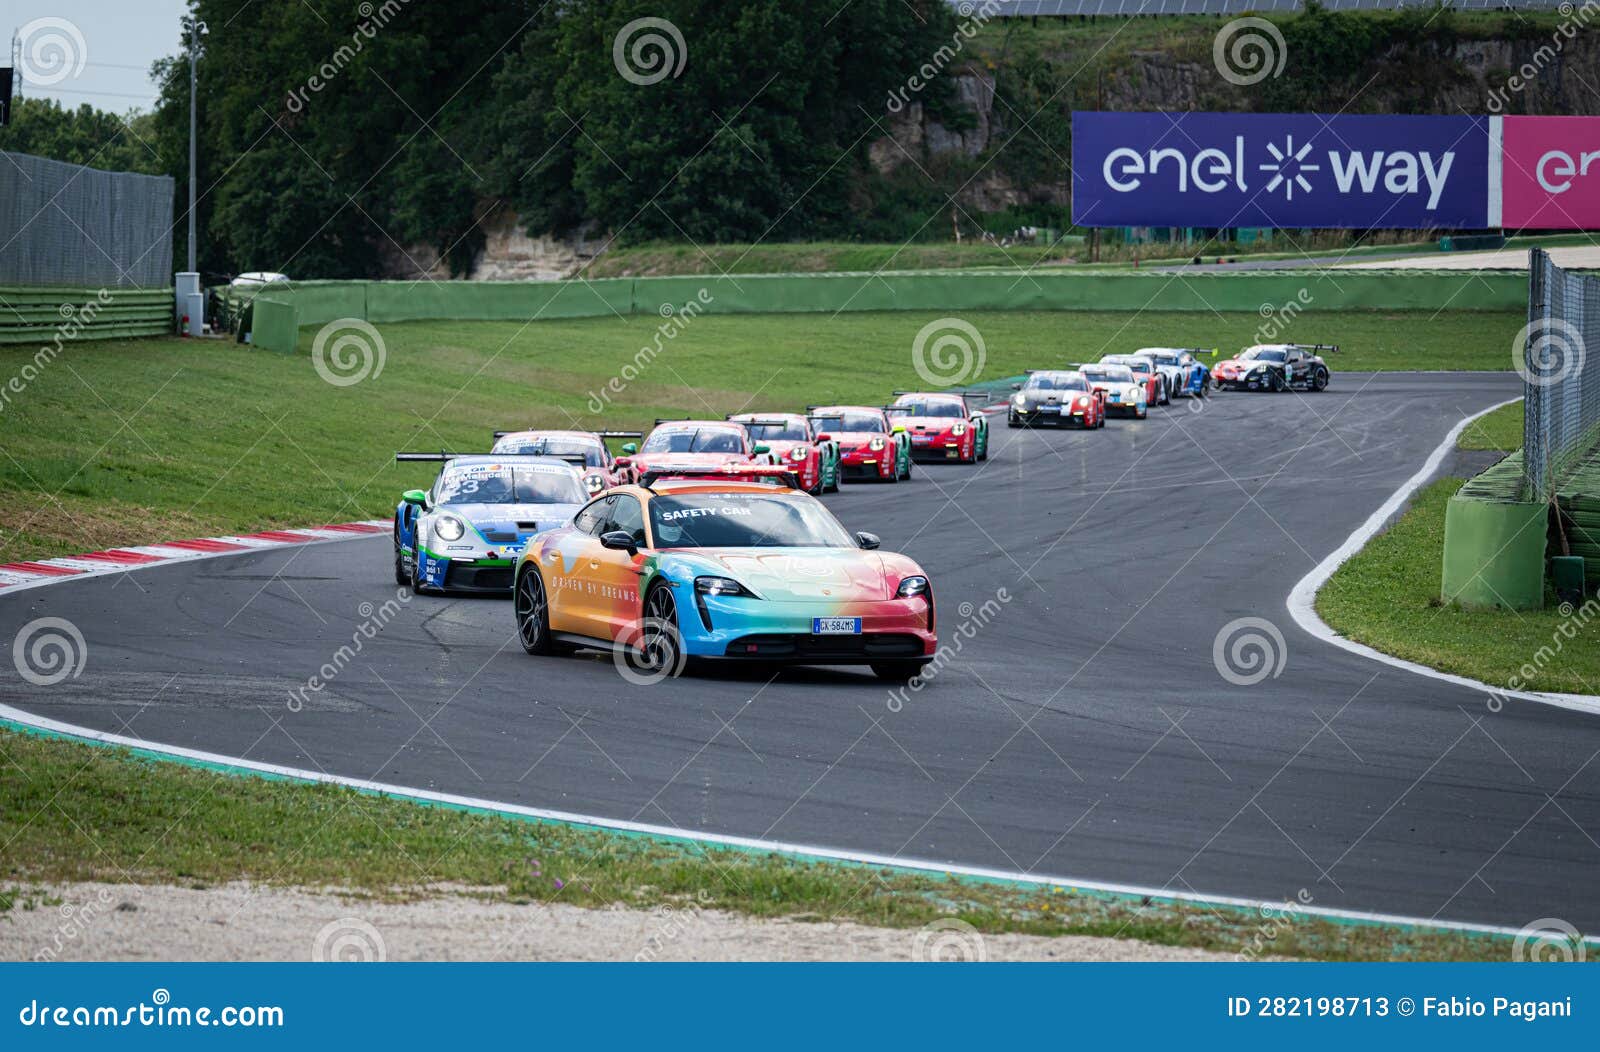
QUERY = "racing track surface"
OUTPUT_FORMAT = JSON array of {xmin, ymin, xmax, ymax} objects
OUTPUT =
[{"xmin": 7, "ymin": 371, "xmax": 1598, "ymax": 933}]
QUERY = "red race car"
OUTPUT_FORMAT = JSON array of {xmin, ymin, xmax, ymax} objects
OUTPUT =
[
  {"xmin": 727, "ymin": 412, "xmax": 841, "ymax": 496},
  {"xmin": 490, "ymin": 429, "xmax": 643, "ymax": 498},
  {"xmin": 1098, "ymin": 354, "xmax": 1166, "ymax": 407},
  {"xmin": 1006, "ymin": 370, "xmax": 1106, "ymax": 429},
  {"xmin": 623, "ymin": 419, "xmax": 776, "ymax": 481},
  {"xmin": 886, "ymin": 391, "xmax": 990, "ymax": 463},
  {"xmin": 806, "ymin": 405, "xmax": 911, "ymax": 483}
]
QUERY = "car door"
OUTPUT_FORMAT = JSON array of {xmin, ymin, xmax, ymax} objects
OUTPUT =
[
  {"xmin": 545, "ymin": 495, "xmax": 611, "ymax": 636},
  {"xmin": 593, "ymin": 492, "xmax": 649, "ymax": 640}
]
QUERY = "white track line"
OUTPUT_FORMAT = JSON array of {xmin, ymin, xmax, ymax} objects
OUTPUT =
[{"xmin": 1285, "ymin": 399, "xmax": 1600, "ymax": 716}]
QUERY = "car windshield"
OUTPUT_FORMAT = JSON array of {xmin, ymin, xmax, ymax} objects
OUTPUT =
[
  {"xmin": 1082, "ymin": 366, "xmax": 1133, "ymax": 383},
  {"xmin": 810, "ymin": 411, "xmax": 883, "ymax": 433},
  {"xmin": 1242, "ymin": 348, "xmax": 1288, "ymax": 362},
  {"xmin": 740, "ymin": 420, "xmax": 809, "ymax": 441},
  {"xmin": 491, "ymin": 435, "xmax": 604, "ymax": 467},
  {"xmin": 1104, "ymin": 357, "xmax": 1149, "ymax": 374},
  {"xmin": 1024, "ymin": 374, "xmax": 1086, "ymax": 391},
  {"xmin": 892, "ymin": 399, "xmax": 964, "ymax": 418},
  {"xmin": 649, "ymin": 492, "xmax": 856, "ymax": 548},
  {"xmin": 1147, "ymin": 353, "xmax": 1178, "ymax": 366},
  {"xmin": 642, "ymin": 426, "xmax": 745, "ymax": 454},
  {"xmin": 436, "ymin": 465, "xmax": 586, "ymax": 505}
]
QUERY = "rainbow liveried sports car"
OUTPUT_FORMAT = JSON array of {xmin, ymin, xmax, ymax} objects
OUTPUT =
[
  {"xmin": 806, "ymin": 405, "xmax": 911, "ymax": 482},
  {"xmin": 512, "ymin": 467, "xmax": 936, "ymax": 682},
  {"xmin": 887, "ymin": 391, "xmax": 989, "ymax": 463},
  {"xmin": 490, "ymin": 429, "xmax": 643, "ymax": 497},
  {"xmin": 727, "ymin": 412, "xmax": 841, "ymax": 496},
  {"xmin": 393, "ymin": 453, "xmax": 589, "ymax": 594}
]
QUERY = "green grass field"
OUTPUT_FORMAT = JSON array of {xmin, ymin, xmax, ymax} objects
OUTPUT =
[
  {"xmin": 1317, "ymin": 477, "xmax": 1599, "ymax": 695},
  {"xmin": 0, "ymin": 309, "xmax": 1521, "ymax": 563},
  {"xmin": 0, "ymin": 725, "xmax": 1512, "ymax": 960},
  {"xmin": 1457, "ymin": 399, "xmax": 1524, "ymax": 451}
]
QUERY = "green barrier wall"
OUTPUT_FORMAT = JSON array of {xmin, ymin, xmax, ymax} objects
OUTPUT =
[
  {"xmin": 244, "ymin": 267, "xmax": 1528, "ymax": 352},
  {"xmin": 1441, "ymin": 453, "xmax": 1548, "ymax": 610},
  {"xmin": 0, "ymin": 286, "xmax": 172, "ymax": 345},
  {"xmin": 251, "ymin": 298, "xmax": 299, "ymax": 355}
]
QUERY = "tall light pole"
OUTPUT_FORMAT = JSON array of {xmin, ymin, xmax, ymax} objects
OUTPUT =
[{"xmin": 181, "ymin": 16, "xmax": 207, "ymax": 274}]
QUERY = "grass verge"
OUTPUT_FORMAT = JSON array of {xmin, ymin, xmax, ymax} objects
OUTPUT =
[
  {"xmin": 1317, "ymin": 477, "xmax": 1598, "ymax": 695},
  {"xmin": 0, "ymin": 726, "xmax": 1514, "ymax": 960},
  {"xmin": 1457, "ymin": 399, "xmax": 1523, "ymax": 452}
]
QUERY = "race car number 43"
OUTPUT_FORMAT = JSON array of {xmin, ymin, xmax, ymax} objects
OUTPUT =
[{"xmin": 813, "ymin": 617, "xmax": 862, "ymax": 635}]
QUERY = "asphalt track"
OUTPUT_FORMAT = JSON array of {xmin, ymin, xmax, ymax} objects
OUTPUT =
[{"xmin": 6, "ymin": 371, "xmax": 1599, "ymax": 934}]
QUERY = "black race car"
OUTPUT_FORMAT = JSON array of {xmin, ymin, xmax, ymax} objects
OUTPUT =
[{"xmin": 1211, "ymin": 343, "xmax": 1336, "ymax": 392}]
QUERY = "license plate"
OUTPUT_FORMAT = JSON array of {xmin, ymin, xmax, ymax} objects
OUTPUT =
[
  {"xmin": 912, "ymin": 435, "xmax": 932, "ymax": 445},
  {"xmin": 813, "ymin": 617, "xmax": 861, "ymax": 635},
  {"xmin": 1041, "ymin": 405, "xmax": 1059, "ymax": 413}
]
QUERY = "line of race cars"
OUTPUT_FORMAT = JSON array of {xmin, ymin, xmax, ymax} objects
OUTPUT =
[{"xmin": 390, "ymin": 343, "xmax": 1337, "ymax": 682}]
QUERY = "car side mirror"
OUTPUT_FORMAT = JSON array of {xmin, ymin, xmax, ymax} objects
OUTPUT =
[
  {"xmin": 816, "ymin": 433, "xmax": 832, "ymax": 443},
  {"xmin": 599, "ymin": 530, "xmax": 638, "ymax": 554},
  {"xmin": 621, "ymin": 442, "xmax": 638, "ymax": 455},
  {"xmin": 855, "ymin": 531, "xmax": 880, "ymax": 551},
  {"xmin": 402, "ymin": 489, "xmax": 427, "ymax": 507},
  {"xmin": 1011, "ymin": 382, "xmax": 1022, "ymax": 390},
  {"xmin": 891, "ymin": 425, "xmax": 905, "ymax": 435},
  {"xmin": 752, "ymin": 444, "xmax": 770, "ymax": 456},
  {"xmin": 614, "ymin": 456, "xmax": 632, "ymax": 468}
]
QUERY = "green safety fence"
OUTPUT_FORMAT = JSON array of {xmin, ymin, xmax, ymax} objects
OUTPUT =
[
  {"xmin": 0, "ymin": 285, "xmax": 172, "ymax": 345},
  {"xmin": 1441, "ymin": 451, "xmax": 1548, "ymax": 610},
  {"xmin": 238, "ymin": 268, "xmax": 1528, "ymax": 354}
]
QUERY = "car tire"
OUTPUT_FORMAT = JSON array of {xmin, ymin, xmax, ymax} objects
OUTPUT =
[
  {"xmin": 1159, "ymin": 384, "xmax": 1170, "ymax": 406},
  {"xmin": 976, "ymin": 430, "xmax": 988, "ymax": 461},
  {"xmin": 1310, "ymin": 368, "xmax": 1328, "ymax": 392},
  {"xmin": 409, "ymin": 551, "xmax": 427, "ymax": 595},
  {"xmin": 514, "ymin": 568, "xmax": 566, "ymax": 656},
  {"xmin": 394, "ymin": 542, "xmax": 408, "ymax": 586},
  {"xmin": 872, "ymin": 660, "xmax": 926, "ymax": 684},
  {"xmin": 641, "ymin": 582, "xmax": 686, "ymax": 676},
  {"xmin": 1008, "ymin": 415, "xmax": 1022, "ymax": 429}
]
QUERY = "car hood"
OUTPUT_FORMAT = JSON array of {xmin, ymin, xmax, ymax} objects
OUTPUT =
[
  {"xmin": 631, "ymin": 453, "xmax": 750, "ymax": 470},
  {"xmin": 1015, "ymin": 390, "xmax": 1086, "ymax": 407},
  {"xmin": 438, "ymin": 501, "xmax": 580, "ymax": 533},
  {"xmin": 675, "ymin": 547, "xmax": 908, "ymax": 602}
]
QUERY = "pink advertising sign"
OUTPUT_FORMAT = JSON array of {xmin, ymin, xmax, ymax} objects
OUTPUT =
[{"xmin": 1501, "ymin": 115, "xmax": 1600, "ymax": 230}]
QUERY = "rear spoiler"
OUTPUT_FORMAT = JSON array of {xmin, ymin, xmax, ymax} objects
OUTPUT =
[
  {"xmin": 653, "ymin": 417, "xmax": 694, "ymax": 426},
  {"xmin": 639, "ymin": 464, "xmax": 800, "ymax": 490},
  {"xmin": 730, "ymin": 417, "xmax": 797, "ymax": 427},
  {"xmin": 492, "ymin": 429, "xmax": 642, "ymax": 441},
  {"xmin": 1294, "ymin": 343, "xmax": 1339, "ymax": 354},
  {"xmin": 396, "ymin": 451, "xmax": 466, "ymax": 462}
]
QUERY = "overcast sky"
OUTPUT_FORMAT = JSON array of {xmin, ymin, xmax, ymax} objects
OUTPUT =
[{"xmin": 4, "ymin": 0, "xmax": 190, "ymax": 112}]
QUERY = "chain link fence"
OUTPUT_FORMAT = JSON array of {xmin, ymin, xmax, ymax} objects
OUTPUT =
[
  {"xmin": 0, "ymin": 150, "xmax": 174, "ymax": 289},
  {"xmin": 1524, "ymin": 248, "xmax": 1600, "ymax": 502}
]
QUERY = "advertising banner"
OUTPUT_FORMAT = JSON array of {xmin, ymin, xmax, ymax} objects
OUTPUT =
[
  {"xmin": 1501, "ymin": 115, "xmax": 1600, "ymax": 230},
  {"xmin": 1072, "ymin": 111, "xmax": 1491, "ymax": 230}
]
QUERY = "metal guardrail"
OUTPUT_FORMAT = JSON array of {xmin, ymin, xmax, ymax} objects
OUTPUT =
[{"xmin": 1524, "ymin": 248, "xmax": 1600, "ymax": 502}]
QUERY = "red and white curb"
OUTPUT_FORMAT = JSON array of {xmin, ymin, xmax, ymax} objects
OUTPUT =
[{"xmin": 0, "ymin": 521, "xmax": 390, "ymax": 594}]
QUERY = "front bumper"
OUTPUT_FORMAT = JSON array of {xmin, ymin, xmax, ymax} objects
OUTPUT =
[
  {"xmin": 839, "ymin": 449, "xmax": 894, "ymax": 479},
  {"xmin": 673, "ymin": 586, "xmax": 937, "ymax": 662},
  {"xmin": 1010, "ymin": 407, "xmax": 1089, "ymax": 427},
  {"xmin": 907, "ymin": 431, "xmax": 970, "ymax": 459},
  {"xmin": 415, "ymin": 546, "xmax": 518, "ymax": 593}
]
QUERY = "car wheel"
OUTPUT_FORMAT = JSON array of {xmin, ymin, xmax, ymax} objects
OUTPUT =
[
  {"xmin": 409, "ymin": 550, "xmax": 427, "ymax": 595},
  {"xmin": 1159, "ymin": 384, "xmax": 1170, "ymax": 406},
  {"xmin": 1008, "ymin": 414, "xmax": 1022, "ymax": 429},
  {"xmin": 394, "ymin": 543, "xmax": 408, "ymax": 586},
  {"xmin": 641, "ymin": 583, "xmax": 685, "ymax": 676},
  {"xmin": 872, "ymin": 660, "xmax": 926, "ymax": 684},
  {"xmin": 1270, "ymin": 370, "xmax": 1286, "ymax": 393},
  {"xmin": 977, "ymin": 429, "xmax": 988, "ymax": 461},
  {"xmin": 902, "ymin": 456, "xmax": 913, "ymax": 480},
  {"xmin": 514, "ymin": 568, "xmax": 566, "ymax": 656},
  {"xmin": 1310, "ymin": 368, "xmax": 1328, "ymax": 392},
  {"xmin": 806, "ymin": 473, "xmax": 824, "ymax": 497},
  {"xmin": 827, "ymin": 461, "xmax": 840, "ymax": 493}
]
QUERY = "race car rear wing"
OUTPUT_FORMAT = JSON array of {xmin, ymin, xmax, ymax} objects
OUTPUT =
[
  {"xmin": 1290, "ymin": 343, "xmax": 1339, "ymax": 353},
  {"xmin": 730, "ymin": 417, "xmax": 801, "ymax": 428},
  {"xmin": 395, "ymin": 451, "xmax": 467, "ymax": 462},
  {"xmin": 639, "ymin": 464, "xmax": 800, "ymax": 490},
  {"xmin": 490, "ymin": 429, "xmax": 643, "ymax": 440}
]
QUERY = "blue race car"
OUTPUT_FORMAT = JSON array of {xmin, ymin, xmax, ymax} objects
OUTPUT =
[
  {"xmin": 1133, "ymin": 347, "xmax": 1215, "ymax": 398},
  {"xmin": 393, "ymin": 453, "xmax": 589, "ymax": 594}
]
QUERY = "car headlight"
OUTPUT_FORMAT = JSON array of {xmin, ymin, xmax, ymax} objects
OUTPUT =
[
  {"xmin": 952, "ymin": 422, "xmax": 967, "ymax": 436},
  {"xmin": 695, "ymin": 575, "xmax": 756, "ymax": 598},
  {"xmin": 869, "ymin": 435, "xmax": 887, "ymax": 451},
  {"xmin": 1012, "ymin": 393, "xmax": 1026, "ymax": 406},
  {"xmin": 584, "ymin": 475, "xmax": 605, "ymax": 495},
  {"xmin": 434, "ymin": 515, "xmax": 465, "ymax": 541},
  {"xmin": 896, "ymin": 575, "xmax": 929, "ymax": 599},
  {"xmin": 789, "ymin": 446, "xmax": 808, "ymax": 461}
]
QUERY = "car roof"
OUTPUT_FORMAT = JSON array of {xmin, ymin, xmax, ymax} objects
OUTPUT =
[
  {"xmin": 496, "ymin": 429, "xmax": 602, "ymax": 441},
  {"xmin": 810, "ymin": 405, "xmax": 883, "ymax": 414},
  {"xmin": 730, "ymin": 411, "xmax": 805, "ymax": 421},
  {"xmin": 1029, "ymin": 369, "xmax": 1082, "ymax": 379},
  {"xmin": 441, "ymin": 454, "xmax": 583, "ymax": 471},
  {"xmin": 894, "ymin": 392, "xmax": 964, "ymax": 402},
  {"xmin": 652, "ymin": 419, "xmax": 743, "ymax": 429}
]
